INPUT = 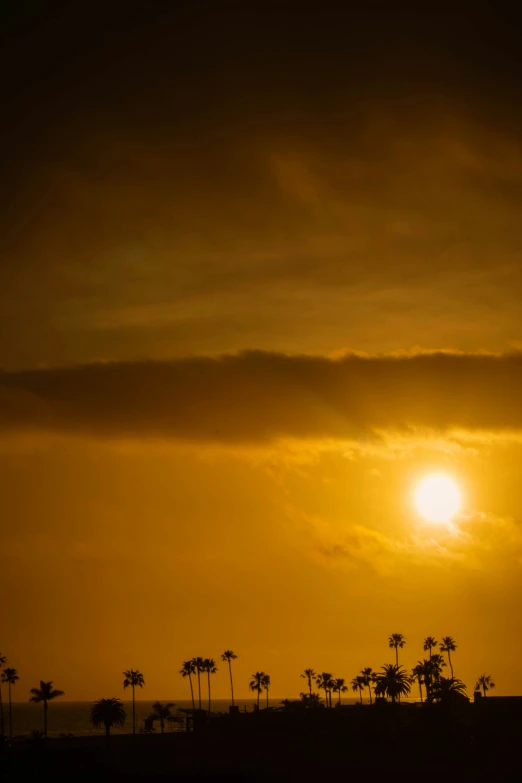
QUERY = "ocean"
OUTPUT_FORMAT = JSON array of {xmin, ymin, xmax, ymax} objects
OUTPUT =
[{"xmin": 4, "ymin": 698, "xmax": 362, "ymax": 738}]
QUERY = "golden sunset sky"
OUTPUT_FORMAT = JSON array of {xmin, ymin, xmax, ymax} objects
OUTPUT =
[{"xmin": 2, "ymin": 1, "xmax": 522, "ymax": 700}]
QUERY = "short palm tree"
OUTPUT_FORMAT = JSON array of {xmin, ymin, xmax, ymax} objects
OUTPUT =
[
  {"xmin": 202, "ymin": 659, "xmax": 218, "ymax": 713},
  {"xmin": 192, "ymin": 658, "xmax": 205, "ymax": 710},
  {"xmin": 89, "ymin": 698, "xmax": 126, "ymax": 742},
  {"xmin": 440, "ymin": 637, "xmax": 457, "ymax": 678},
  {"xmin": 300, "ymin": 669, "xmax": 316, "ymax": 697},
  {"xmin": 221, "ymin": 651, "xmax": 238, "ymax": 707},
  {"xmin": 376, "ymin": 664, "xmax": 411, "ymax": 704},
  {"xmin": 332, "ymin": 678, "xmax": 348, "ymax": 705},
  {"xmin": 150, "ymin": 701, "xmax": 175, "ymax": 733},
  {"xmin": 360, "ymin": 668, "xmax": 374, "ymax": 704},
  {"xmin": 249, "ymin": 672, "xmax": 266, "ymax": 710},
  {"xmin": 262, "ymin": 674, "xmax": 271, "ymax": 708},
  {"xmin": 0, "ymin": 653, "xmax": 6, "ymax": 737},
  {"xmin": 1, "ymin": 668, "xmax": 19, "ymax": 738},
  {"xmin": 122, "ymin": 669, "xmax": 145, "ymax": 735},
  {"xmin": 411, "ymin": 663, "xmax": 425, "ymax": 703},
  {"xmin": 388, "ymin": 634, "xmax": 406, "ymax": 667},
  {"xmin": 179, "ymin": 660, "xmax": 196, "ymax": 711},
  {"xmin": 351, "ymin": 676, "xmax": 365, "ymax": 704},
  {"xmin": 475, "ymin": 674, "xmax": 495, "ymax": 697},
  {"xmin": 315, "ymin": 672, "xmax": 334, "ymax": 708},
  {"xmin": 423, "ymin": 637, "xmax": 438, "ymax": 660},
  {"xmin": 431, "ymin": 676, "xmax": 467, "ymax": 704},
  {"xmin": 29, "ymin": 681, "xmax": 65, "ymax": 738}
]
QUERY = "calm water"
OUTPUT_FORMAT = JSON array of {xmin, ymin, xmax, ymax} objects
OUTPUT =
[{"xmin": 5, "ymin": 698, "xmax": 361, "ymax": 738}]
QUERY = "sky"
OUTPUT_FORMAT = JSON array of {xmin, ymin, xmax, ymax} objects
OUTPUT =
[{"xmin": 2, "ymin": 1, "xmax": 522, "ymax": 701}]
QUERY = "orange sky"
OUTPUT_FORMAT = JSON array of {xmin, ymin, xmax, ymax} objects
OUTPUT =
[{"xmin": 2, "ymin": 2, "xmax": 522, "ymax": 700}]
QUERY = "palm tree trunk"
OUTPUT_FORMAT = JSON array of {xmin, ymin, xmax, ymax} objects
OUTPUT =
[
  {"xmin": 207, "ymin": 671, "xmax": 211, "ymax": 713},
  {"xmin": 228, "ymin": 660, "xmax": 235, "ymax": 707},
  {"xmin": 8, "ymin": 682, "xmax": 12, "ymax": 739},
  {"xmin": 360, "ymin": 687, "xmax": 363, "ymax": 705},
  {"xmin": 395, "ymin": 647, "xmax": 399, "ymax": 666},
  {"xmin": 308, "ymin": 677, "xmax": 312, "ymax": 697},
  {"xmin": 448, "ymin": 651, "xmax": 454, "ymax": 679},
  {"xmin": 197, "ymin": 669, "xmax": 202, "ymax": 710},
  {"xmin": 132, "ymin": 684, "xmax": 135, "ymax": 734},
  {"xmin": 44, "ymin": 702, "xmax": 48, "ymax": 738},
  {"xmin": 188, "ymin": 674, "xmax": 196, "ymax": 711},
  {"xmin": 418, "ymin": 681, "xmax": 423, "ymax": 703}
]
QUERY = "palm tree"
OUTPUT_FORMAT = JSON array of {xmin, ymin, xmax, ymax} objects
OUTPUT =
[
  {"xmin": 179, "ymin": 660, "xmax": 196, "ymax": 711},
  {"xmin": 315, "ymin": 672, "xmax": 334, "ymax": 708},
  {"xmin": 202, "ymin": 659, "xmax": 218, "ymax": 713},
  {"xmin": 1, "ymin": 668, "xmax": 19, "ymax": 738},
  {"xmin": 300, "ymin": 669, "xmax": 316, "ymax": 697},
  {"xmin": 411, "ymin": 663, "xmax": 425, "ymax": 703},
  {"xmin": 423, "ymin": 637, "xmax": 438, "ymax": 660},
  {"xmin": 376, "ymin": 664, "xmax": 411, "ymax": 704},
  {"xmin": 475, "ymin": 674, "xmax": 495, "ymax": 697},
  {"xmin": 0, "ymin": 653, "xmax": 6, "ymax": 737},
  {"xmin": 360, "ymin": 668, "xmax": 374, "ymax": 705},
  {"xmin": 150, "ymin": 701, "xmax": 175, "ymax": 733},
  {"xmin": 440, "ymin": 637, "xmax": 457, "ymax": 678},
  {"xmin": 388, "ymin": 634, "xmax": 406, "ymax": 667},
  {"xmin": 89, "ymin": 698, "xmax": 126, "ymax": 743},
  {"xmin": 29, "ymin": 681, "xmax": 64, "ymax": 738},
  {"xmin": 262, "ymin": 674, "xmax": 271, "ymax": 708},
  {"xmin": 332, "ymin": 678, "xmax": 348, "ymax": 705},
  {"xmin": 122, "ymin": 669, "xmax": 145, "ymax": 735},
  {"xmin": 221, "ymin": 651, "xmax": 238, "ymax": 707},
  {"xmin": 192, "ymin": 658, "xmax": 205, "ymax": 710},
  {"xmin": 431, "ymin": 676, "xmax": 467, "ymax": 704},
  {"xmin": 351, "ymin": 676, "xmax": 365, "ymax": 704},
  {"xmin": 249, "ymin": 672, "xmax": 266, "ymax": 710},
  {"xmin": 423, "ymin": 654, "xmax": 446, "ymax": 702}
]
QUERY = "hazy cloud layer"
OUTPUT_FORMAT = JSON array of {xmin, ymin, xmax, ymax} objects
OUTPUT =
[{"xmin": 2, "ymin": 350, "xmax": 522, "ymax": 442}]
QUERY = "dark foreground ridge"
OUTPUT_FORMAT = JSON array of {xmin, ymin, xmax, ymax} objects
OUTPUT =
[{"xmin": 2, "ymin": 697, "xmax": 522, "ymax": 782}]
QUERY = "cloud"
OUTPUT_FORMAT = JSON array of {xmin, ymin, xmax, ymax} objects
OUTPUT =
[{"xmin": 2, "ymin": 350, "xmax": 522, "ymax": 443}]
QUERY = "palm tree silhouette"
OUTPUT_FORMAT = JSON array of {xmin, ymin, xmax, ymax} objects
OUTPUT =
[
  {"xmin": 89, "ymin": 698, "xmax": 126, "ymax": 743},
  {"xmin": 221, "ymin": 651, "xmax": 238, "ymax": 707},
  {"xmin": 192, "ymin": 658, "xmax": 205, "ymax": 710},
  {"xmin": 202, "ymin": 659, "xmax": 217, "ymax": 713},
  {"xmin": 351, "ymin": 676, "xmax": 365, "ymax": 704},
  {"xmin": 411, "ymin": 663, "xmax": 425, "ymax": 702},
  {"xmin": 431, "ymin": 676, "xmax": 467, "ymax": 704},
  {"xmin": 150, "ymin": 701, "xmax": 176, "ymax": 733},
  {"xmin": 315, "ymin": 672, "xmax": 334, "ymax": 708},
  {"xmin": 360, "ymin": 668, "xmax": 374, "ymax": 704},
  {"xmin": 262, "ymin": 674, "xmax": 271, "ymax": 708},
  {"xmin": 0, "ymin": 653, "xmax": 6, "ymax": 737},
  {"xmin": 249, "ymin": 672, "xmax": 265, "ymax": 710},
  {"xmin": 1, "ymin": 668, "xmax": 19, "ymax": 738},
  {"xmin": 300, "ymin": 669, "xmax": 316, "ymax": 697},
  {"xmin": 179, "ymin": 661, "xmax": 196, "ymax": 711},
  {"xmin": 376, "ymin": 664, "xmax": 411, "ymax": 704},
  {"xmin": 388, "ymin": 634, "xmax": 406, "ymax": 667},
  {"xmin": 122, "ymin": 669, "xmax": 145, "ymax": 735},
  {"xmin": 332, "ymin": 678, "xmax": 348, "ymax": 705},
  {"xmin": 423, "ymin": 637, "xmax": 438, "ymax": 660},
  {"xmin": 475, "ymin": 674, "xmax": 495, "ymax": 697},
  {"xmin": 440, "ymin": 637, "xmax": 457, "ymax": 678},
  {"xmin": 29, "ymin": 680, "xmax": 64, "ymax": 738}
]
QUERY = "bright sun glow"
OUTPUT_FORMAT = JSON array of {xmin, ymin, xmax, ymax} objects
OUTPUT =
[{"xmin": 414, "ymin": 474, "xmax": 461, "ymax": 523}]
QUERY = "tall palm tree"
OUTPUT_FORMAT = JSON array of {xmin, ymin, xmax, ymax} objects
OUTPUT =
[
  {"xmin": 315, "ymin": 672, "xmax": 334, "ymax": 708},
  {"xmin": 1, "ymin": 668, "xmax": 19, "ymax": 738},
  {"xmin": 89, "ymin": 698, "xmax": 126, "ymax": 744},
  {"xmin": 300, "ymin": 669, "xmax": 316, "ymax": 697},
  {"xmin": 179, "ymin": 660, "xmax": 196, "ymax": 711},
  {"xmin": 122, "ymin": 669, "xmax": 145, "ymax": 735},
  {"xmin": 440, "ymin": 637, "xmax": 457, "ymax": 678},
  {"xmin": 388, "ymin": 634, "xmax": 406, "ymax": 667},
  {"xmin": 221, "ymin": 651, "xmax": 238, "ymax": 707},
  {"xmin": 423, "ymin": 637, "xmax": 438, "ymax": 660},
  {"xmin": 262, "ymin": 674, "xmax": 271, "ymax": 709},
  {"xmin": 332, "ymin": 678, "xmax": 348, "ymax": 705},
  {"xmin": 150, "ymin": 701, "xmax": 176, "ymax": 733},
  {"xmin": 351, "ymin": 676, "xmax": 365, "ymax": 704},
  {"xmin": 475, "ymin": 674, "xmax": 495, "ymax": 697},
  {"xmin": 0, "ymin": 653, "xmax": 6, "ymax": 737},
  {"xmin": 249, "ymin": 672, "xmax": 266, "ymax": 710},
  {"xmin": 29, "ymin": 681, "xmax": 64, "ymax": 738},
  {"xmin": 411, "ymin": 663, "xmax": 425, "ymax": 703},
  {"xmin": 192, "ymin": 658, "xmax": 205, "ymax": 710},
  {"xmin": 376, "ymin": 664, "xmax": 411, "ymax": 704},
  {"xmin": 202, "ymin": 659, "xmax": 218, "ymax": 713},
  {"xmin": 360, "ymin": 668, "xmax": 374, "ymax": 705}
]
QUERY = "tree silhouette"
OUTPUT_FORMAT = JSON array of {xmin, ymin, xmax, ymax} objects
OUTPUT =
[
  {"xmin": 29, "ymin": 680, "xmax": 64, "ymax": 738},
  {"xmin": 300, "ymin": 669, "xmax": 316, "ymax": 697},
  {"xmin": 0, "ymin": 653, "xmax": 6, "ymax": 737},
  {"xmin": 431, "ymin": 676, "xmax": 467, "ymax": 704},
  {"xmin": 332, "ymin": 677, "xmax": 348, "ymax": 705},
  {"xmin": 249, "ymin": 672, "xmax": 266, "ymax": 710},
  {"xmin": 202, "ymin": 659, "xmax": 218, "ymax": 713},
  {"xmin": 192, "ymin": 658, "xmax": 205, "ymax": 710},
  {"xmin": 388, "ymin": 634, "xmax": 406, "ymax": 667},
  {"xmin": 1, "ymin": 668, "xmax": 19, "ymax": 738},
  {"xmin": 360, "ymin": 668, "xmax": 374, "ymax": 704},
  {"xmin": 122, "ymin": 669, "xmax": 144, "ymax": 735},
  {"xmin": 89, "ymin": 698, "xmax": 126, "ymax": 743},
  {"xmin": 351, "ymin": 676, "xmax": 365, "ymax": 704},
  {"xmin": 150, "ymin": 701, "xmax": 175, "ymax": 733},
  {"xmin": 262, "ymin": 674, "xmax": 271, "ymax": 708},
  {"xmin": 411, "ymin": 663, "xmax": 425, "ymax": 702},
  {"xmin": 315, "ymin": 672, "xmax": 334, "ymax": 708},
  {"xmin": 423, "ymin": 654, "xmax": 446, "ymax": 702},
  {"xmin": 440, "ymin": 637, "xmax": 457, "ymax": 678},
  {"xmin": 376, "ymin": 665, "xmax": 411, "ymax": 704},
  {"xmin": 221, "ymin": 651, "xmax": 238, "ymax": 707},
  {"xmin": 423, "ymin": 636, "xmax": 438, "ymax": 660},
  {"xmin": 179, "ymin": 660, "xmax": 196, "ymax": 711},
  {"xmin": 475, "ymin": 674, "xmax": 495, "ymax": 697}
]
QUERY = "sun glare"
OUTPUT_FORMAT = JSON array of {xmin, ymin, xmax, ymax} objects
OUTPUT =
[{"xmin": 414, "ymin": 474, "xmax": 461, "ymax": 524}]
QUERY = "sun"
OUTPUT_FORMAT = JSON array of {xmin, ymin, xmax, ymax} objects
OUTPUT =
[{"xmin": 414, "ymin": 474, "xmax": 461, "ymax": 524}]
